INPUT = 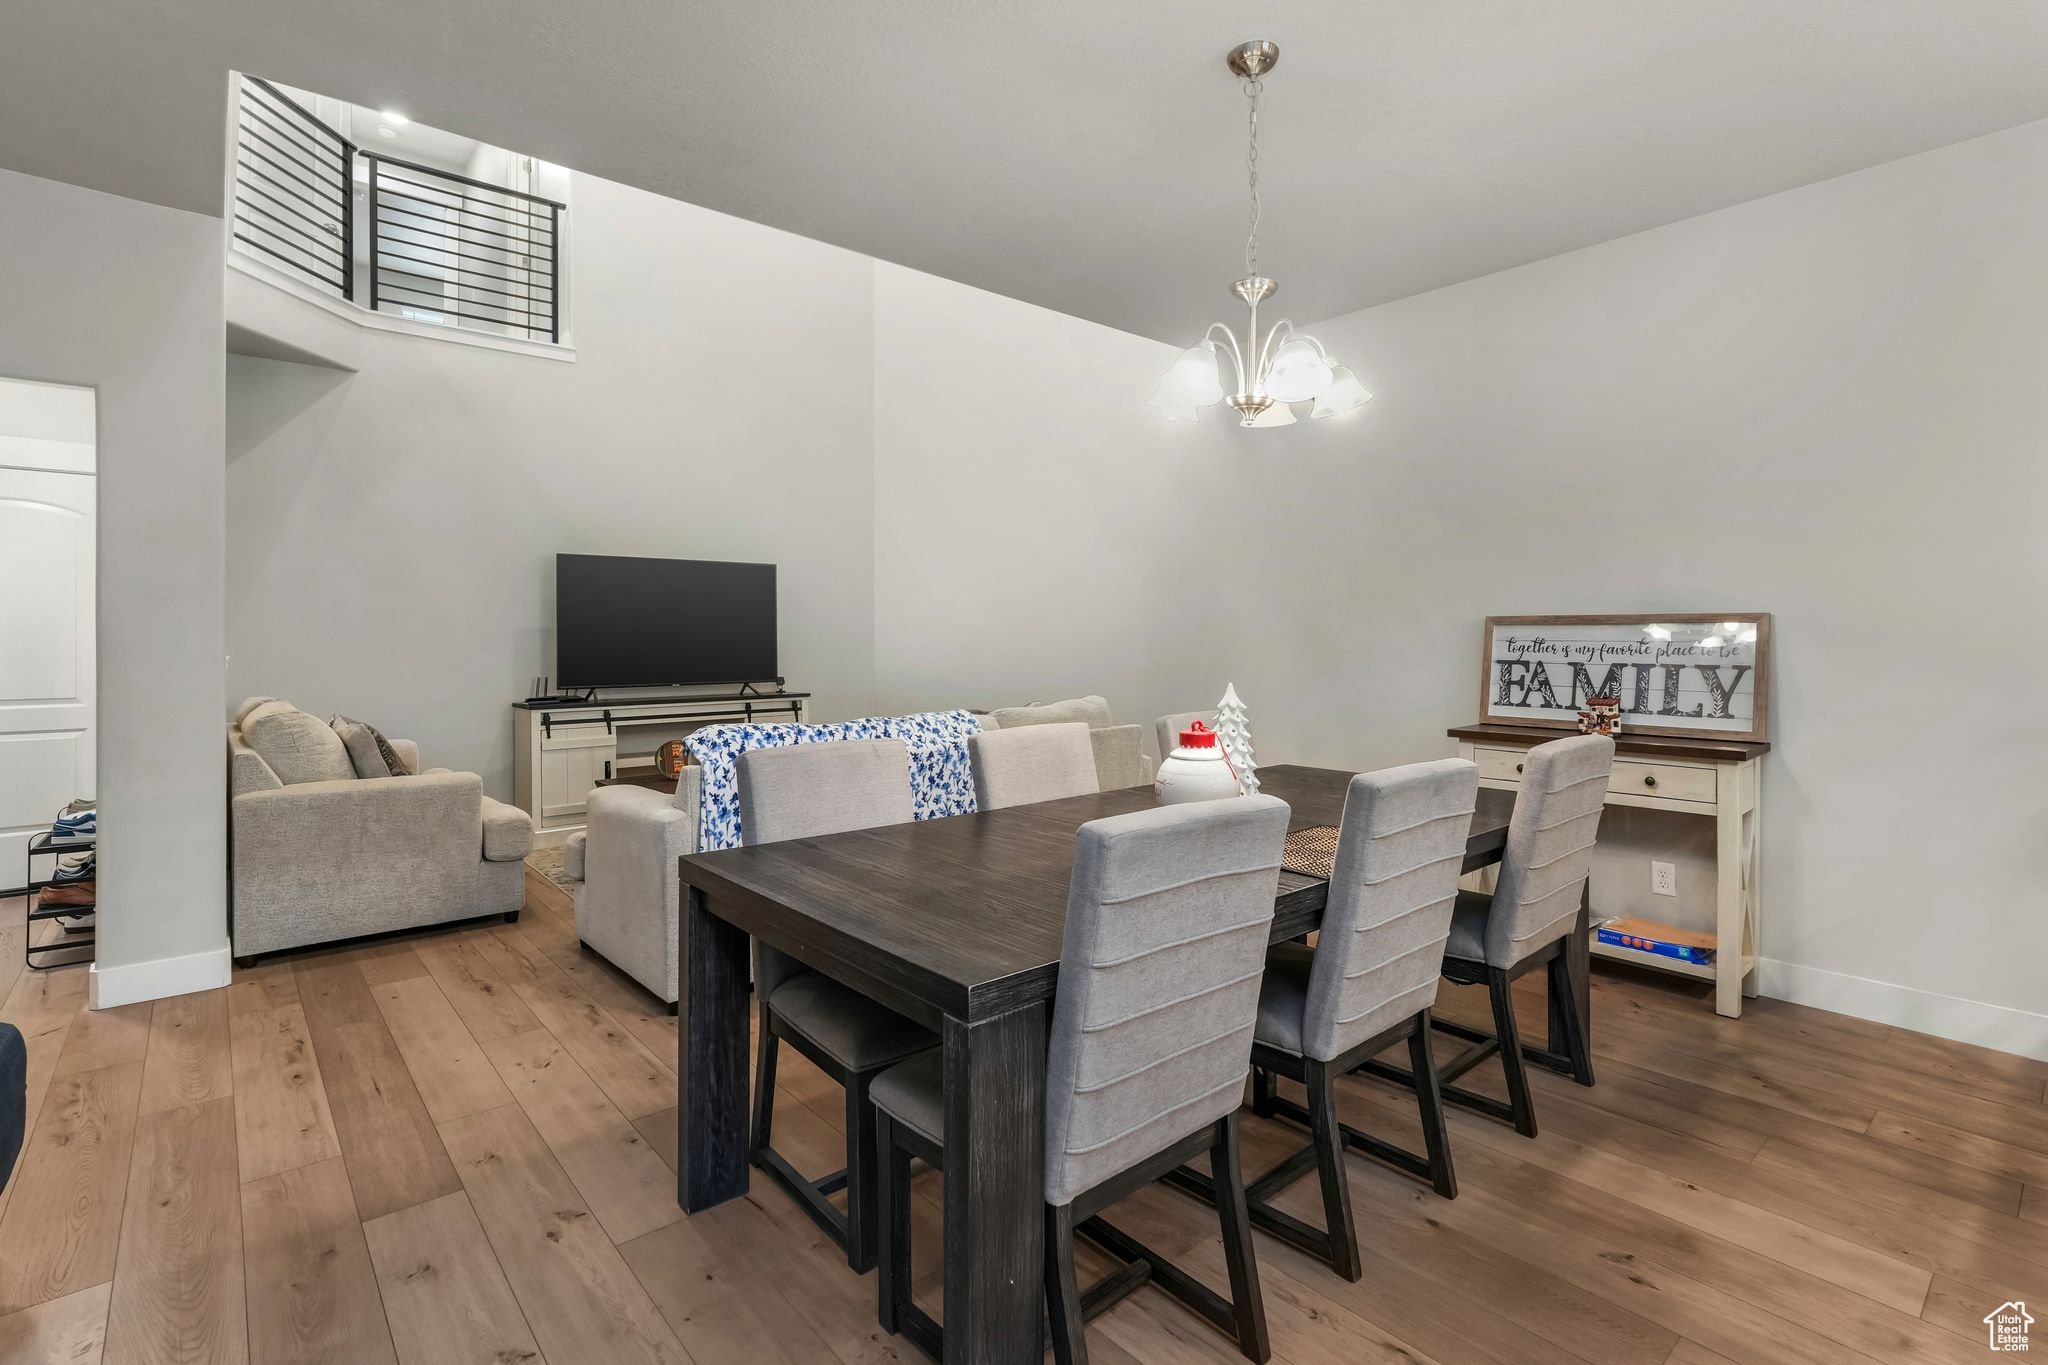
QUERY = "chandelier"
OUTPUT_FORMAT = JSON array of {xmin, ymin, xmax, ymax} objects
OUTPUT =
[{"xmin": 1148, "ymin": 41, "xmax": 1371, "ymax": 428}]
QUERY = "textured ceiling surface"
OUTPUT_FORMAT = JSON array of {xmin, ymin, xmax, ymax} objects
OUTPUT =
[{"xmin": 6, "ymin": 2, "xmax": 2048, "ymax": 339}]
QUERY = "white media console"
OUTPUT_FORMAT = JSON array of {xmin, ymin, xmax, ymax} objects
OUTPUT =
[{"xmin": 512, "ymin": 690, "xmax": 810, "ymax": 845}]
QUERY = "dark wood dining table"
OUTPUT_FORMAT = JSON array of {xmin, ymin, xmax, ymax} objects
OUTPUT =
[{"xmin": 674, "ymin": 764, "xmax": 1577, "ymax": 1365}]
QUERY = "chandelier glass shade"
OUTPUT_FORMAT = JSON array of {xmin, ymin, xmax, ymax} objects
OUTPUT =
[{"xmin": 1148, "ymin": 41, "xmax": 1372, "ymax": 428}]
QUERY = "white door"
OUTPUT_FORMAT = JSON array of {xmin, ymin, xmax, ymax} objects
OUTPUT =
[{"xmin": 0, "ymin": 465, "xmax": 95, "ymax": 889}]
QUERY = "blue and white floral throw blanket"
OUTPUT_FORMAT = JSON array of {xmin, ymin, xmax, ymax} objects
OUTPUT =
[{"xmin": 685, "ymin": 709, "xmax": 984, "ymax": 851}]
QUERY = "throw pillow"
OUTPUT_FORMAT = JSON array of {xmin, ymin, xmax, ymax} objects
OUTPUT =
[
  {"xmin": 379, "ymin": 726, "xmax": 415, "ymax": 776},
  {"xmin": 331, "ymin": 715, "xmax": 412, "ymax": 779},
  {"xmin": 243, "ymin": 701, "xmax": 355, "ymax": 785}
]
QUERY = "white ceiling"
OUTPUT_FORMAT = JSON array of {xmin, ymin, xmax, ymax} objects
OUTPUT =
[{"xmin": 6, "ymin": 2, "xmax": 2048, "ymax": 340}]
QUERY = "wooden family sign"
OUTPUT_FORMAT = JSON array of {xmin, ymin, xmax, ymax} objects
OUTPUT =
[{"xmin": 1480, "ymin": 614, "xmax": 1772, "ymax": 742}]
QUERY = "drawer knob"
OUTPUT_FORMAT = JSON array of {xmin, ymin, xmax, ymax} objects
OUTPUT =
[
  {"xmin": 1643, "ymin": 774, "xmax": 1657, "ymax": 788},
  {"xmin": 1515, "ymin": 763, "xmax": 1524, "ymax": 774}
]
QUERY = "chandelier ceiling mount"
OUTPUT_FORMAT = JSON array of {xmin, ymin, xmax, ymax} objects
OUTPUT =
[{"xmin": 1225, "ymin": 40, "xmax": 1279, "ymax": 80}]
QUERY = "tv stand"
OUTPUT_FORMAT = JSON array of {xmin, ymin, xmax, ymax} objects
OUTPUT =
[{"xmin": 513, "ymin": 688, "xmax": 811, "ymax": 845}]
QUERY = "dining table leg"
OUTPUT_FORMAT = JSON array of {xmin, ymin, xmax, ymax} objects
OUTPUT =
[
  {"xmin": 942, "ymin": 1004, "xmax": 1047, "ymax": 1365},
  {"xmin": 678, "ymin": 883, "xmax": 751, "ymax": 1212},
  {"xmin": 1547, "ymin": 882, "xmax": 1594, "ymax": 1076}
]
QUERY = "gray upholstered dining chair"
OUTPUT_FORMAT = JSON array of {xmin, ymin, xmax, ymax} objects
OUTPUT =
[
  {"xmin": 870, "ymin": 795, "xmax": 1292, "ymax": 1365},
  {"xmin": 0, "ymin": 1022, "xmax": 24, "ymax": 1195},
  {"xmin": 1224, "ymin": 759, "xmax": 1478, "ymax": 1282},
  {"xmin": 967, "ymin": 721, "xmax": 1100, "ymax": 811},
  {"xmin": 1154, "ymin": 710, "xmax": 1215, "ymax": 763},
  {"xmin": 738, "ymin": 739, "xmax": 936, "ymax": 1272},
  {"xmin": 1381, "ymin": 733, "xmax": 1612, "ymax": 1139}
]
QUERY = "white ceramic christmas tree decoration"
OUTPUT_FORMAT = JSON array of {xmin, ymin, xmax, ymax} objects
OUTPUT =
[{"xmin": 1214, "ymin": 683, "xmax": 1259, "ymax": 795}]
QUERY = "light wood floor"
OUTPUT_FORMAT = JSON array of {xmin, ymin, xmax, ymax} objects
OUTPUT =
[{"xmin": 2, "ymin": 869, "xmax": 2046, "ymax": 1364}]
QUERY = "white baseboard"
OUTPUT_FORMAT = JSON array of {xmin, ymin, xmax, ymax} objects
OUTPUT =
[
  {"xmin": 88, "ymin": 942, "xmax": 232, "ymax": 1010},
  {"xmin": 1758, "ymin": 957, "xmax": 2048, "ymax": 1063}
]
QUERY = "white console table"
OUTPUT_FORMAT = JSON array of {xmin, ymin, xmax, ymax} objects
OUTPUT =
[
  {"xmin": 1449, "ymin": 723, "xmax": 1768, "ymax": 1018},
  {"xmin": 514, "ymin": 691, "xmax": 809, "ymax": 845}
]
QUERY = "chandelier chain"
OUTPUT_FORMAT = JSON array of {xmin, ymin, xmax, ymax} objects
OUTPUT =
[
  {"xmin": 1243, "ymin": 76, "xmax": 1262, "ymax": 277},
  {"xmin": 1145, "ymin": 40, "xmax": 1372, "ymax": 427}
]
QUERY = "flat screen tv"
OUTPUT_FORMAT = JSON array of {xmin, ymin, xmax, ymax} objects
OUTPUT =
[{"xmin": 556, "ymin": 554, "xmax": 777, "ymax": 689}]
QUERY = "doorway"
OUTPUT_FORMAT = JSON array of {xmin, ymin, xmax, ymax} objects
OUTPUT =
[{"xmin": 0, "ymin": 377, "xmax": 96, "ymax": 970}]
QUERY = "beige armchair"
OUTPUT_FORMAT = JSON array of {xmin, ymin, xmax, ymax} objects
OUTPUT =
[
  {"xmin": 564, "ymin": 768, "xmax": 700, "ymax": 1011},
  {"xmin": 228, "ymin": 700, "xmax": 532, "ymax": 963}
]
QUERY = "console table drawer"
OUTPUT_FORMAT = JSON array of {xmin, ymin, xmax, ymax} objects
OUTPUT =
[
  {"xmin": 1473, "ymin": 746, "xmax": 1531, "ymax": 784},
  {"xmin": 1475, "ymin": 745, "xmax": 1715, "ymax": 804},
  {"xmin": 1610, "ymin": 758, "xmax": 1714, "ymax": 803}
]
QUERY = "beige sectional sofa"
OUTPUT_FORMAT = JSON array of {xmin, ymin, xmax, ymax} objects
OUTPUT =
[
  {"xmin": 228, "ymin": 698, "xmax": 533, "ymax": 963},
  {"xmin": 561, "ymin": 693, "xmax": 1151, "ymax": 1009}
]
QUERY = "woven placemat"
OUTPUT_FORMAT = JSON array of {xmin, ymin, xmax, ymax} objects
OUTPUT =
[{"xmin": 1282, "ymin": 825, "xmax": 1340, "ymax": 880}]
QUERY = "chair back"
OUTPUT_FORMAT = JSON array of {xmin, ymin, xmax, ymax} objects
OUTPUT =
[
  {"xmin": 1153, "ymin": 711, "xmax": 1215, "ymax": 763},
  {"xmin": 1486, "ymin": 734, "xmax": 1614, "ymax": 967},
  {"xmin": 1089, "ymin": 724, "xmax": 1149, "ymax": 790},
  {"xmin": 1299, "ymin": 760, "xmax": 1478, "ymax": 1061},
  {"xmin": 0, "ymin": 1022, "xmax": 24, "ymax": 1192},
  {"xmin": 1042, "ymin": 795, "xmax": 1290, "ymax": 1207},
  {"xmin": 738, "ymin": 738, "xmax": 915, "ymax": 997},
  {"xmin": 968, "ymin": 723, "xmax": 1099, "ymax": 811}
]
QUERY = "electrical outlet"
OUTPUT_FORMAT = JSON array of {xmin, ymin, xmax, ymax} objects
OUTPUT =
[{"xmin": 1651, "ymin": 861, "xmax": 1677, "ymax": 897}]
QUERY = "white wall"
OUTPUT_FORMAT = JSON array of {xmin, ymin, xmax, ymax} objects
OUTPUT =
[
  {"xmin": 228, "ymin": 120, "xmax": 2048, "ymax": 1057},
  {"xmin": 227, "ymin": 173, "xmax": 878, "ymax": 796},
  {"xmin": 1274, "ymin": 119, "xmax": 2048, "ymax": 1049},
  {"xmin": 0, "ymin": 168, "xmax": 228, "ymax": 1003},
  {"xmin": 870, "ymin": 263, "xmax": 1242, "ymax": 732},
  {"xmin": 871, "ymin": 119, "xmax": 2048, "ymax": 1056},
  {"xmin": 228, "ymin": 186, "xmax": 1220, "ymax": 790}
]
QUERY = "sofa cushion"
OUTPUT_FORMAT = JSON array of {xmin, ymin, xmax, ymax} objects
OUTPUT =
[
  {"xmin": 233, "ymin": 695, "xmax": 276, "ymax": 727},
  {"xmin": 986, "ymin": 694, "xmax": 1115, "ymax": 731},
  {"xmin": 242, "ymin": 701, "xmax": 355, "ymax": 785}
]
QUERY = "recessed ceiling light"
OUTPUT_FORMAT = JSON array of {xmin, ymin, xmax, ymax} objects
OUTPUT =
[
  {"xmin": 377, "ymin": 125, "xmax": 398, "ymax": 139},
  {"xmin": 380, "ymin": 110, "xmax": 410, "ymax": 126}
]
